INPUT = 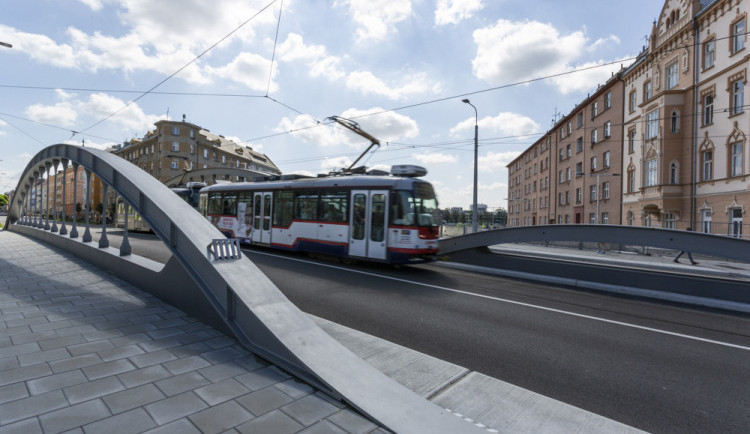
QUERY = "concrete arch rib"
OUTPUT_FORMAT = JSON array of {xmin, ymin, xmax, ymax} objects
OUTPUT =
[
  {"xmin": 5, "ymin": 144, "xmax": 482, "ymax": 434},
  {"xmin": 439, "ymin": 225, "xmax": 750, "ymax": 262}
]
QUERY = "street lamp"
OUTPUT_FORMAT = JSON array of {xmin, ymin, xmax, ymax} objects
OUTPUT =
[{"xmin": 462, "ymin": 99, "xmax": 478, "ymax": 233}]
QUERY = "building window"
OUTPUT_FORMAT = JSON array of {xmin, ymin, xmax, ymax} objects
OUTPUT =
[
  {"xmin": 589, "ymin": 213, "xmax": 596, "ymax": 224},
  {"xmin": 559, "ymin": 170, "xmax": 564, "ymax": 183},
  {"xmin": 664, "ymin": 213, "xmax": 677, "ymax": 229},
  {"xmin": 627, "ymin": 211, "xmax": 634, "ymax": 226},
  {"xmin": 702, "ymin": 150, "xmax": 713, "ymax": 181},
  {"xmin": 730, "ymin": 208, "xmax": 743, "ymax": 237},
  {"xmin": 190, "ymin": 129, "xmax": 195, "ymax": 139},
  {"xmin": 172, "ymin": 126, "xmax": 180, "ymax": 136},
  {"xmin": 704, "ymin": 39, "xmax": 715, "ymax": 69},
  {"xmin": 170, "ymin": 160, "xmax": 178, "ymax": 170},
  {"xmin": 701, "ymin": 209, "xmax": 712, "ymax": 234},
  {"xmin": 644, "ymin": 81, "xmax": 652, "ymax": 101},
  {"xmin": 603, "ymin": 122, "xmax": 610, "ymax": 138},
  {"xmin": 189, "ymin": 144, "xmax": 194, "ymax": 154},
  {"xmin": 221, "ymin": 155, "xmax": 226, "ymax": 164},
  {"xmin": 704, "ymin": 94, "xmax": 714, "ymax": 125},
  {"xmin": 203, "ymin": 149, "xmax": 209, "ymax": 159},
  {"xmin": 603, "ymin": 151, "xmax": 610, "ymax": 168},
  {"xmin": 605, "ymin": 91, "xmax": 611, "ymax": 109},
  {"xmin": 559, "ymin": 149, "xmax": 564, "ymax": 161},
  {"xmin": 731, "ymin": 141, "xmax": 743, "ymax": 176},
  {"xmin": 566, "ymin": 167, "xmax": 571, "ymax": 181},
  {"xmin": 646, "ymin": 159, "xmax": 658, "ymax": 186},
  {"xmin": 732, "ymin": 79, "xmax": 744, "ymax": 115},
  {"xmin": 577, "ymin": 113, "xmax": 583, "ymax": 128},
  {"xmin": 629, "ymin": 90, "xmax": 637, "ymax": 113},
  {"xmin": 671, "ymin": 111, "xmax": 679, "ymax": 133},
  {"xmin": 575, "ymin": 162, "xmax": 583, "ymax": 176},
  {"xmin": 591, "ymin": 156, "xmax": 597, "ymax": 171},
  {"xmin": 566, "ymin": 144, "xmax": 571, "ymax": 158},
  {"xmin": 576, "ymin": 137, "xmax": 583, "ymax": 153},
  {"xmin": 670, "ymin": 161, "xmax": 679, "ymax": 184},
  {"xmin": 591, "ymin": 128, "xmax": 598, "ymax": 145},
  {"xmin": 602, "ymin": 212, "xmax": 609, "ymax": 225},
  {"xmin": 666, "ymin": 60, "xmax": 679, "ymax": 90},
  {"xmin": 646, "ymin": 109, "xmax": 659, "ymax": 139},
  {"xmin": 733, "ymin": 18, "xmax": 746, "ymax": 54},
  {"xmin": 592, "ymin": 102, "xmax": 599, "ymax": 119},
  {"xmin": 603, "ymin": 182, "xmax": 610, "ymax": 199},
  {"xmin": 171, "ymin": 141, "xmax": 179, "ymax": 152},
  {"xmin": 628, "ymin": 169, "xmax": 636, "ymax": 193},
  {"xmin": 576, "ymin": 188, "xmax": 582, "ymax": 204},
  {"xmin": 628, "ymin": 130, "xmax": 636, "ymax": 153},
  {"xmin": 590, "ymin": 185, "xmax": 597, "ymax": 202}
]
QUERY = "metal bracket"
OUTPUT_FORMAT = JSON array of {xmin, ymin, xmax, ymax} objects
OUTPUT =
[{"xmin": 207, "ymin": 238, "xmax": 242, "ymax": 260}]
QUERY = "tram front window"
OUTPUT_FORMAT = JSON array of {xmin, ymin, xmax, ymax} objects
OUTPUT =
[{"xmin": 391, "ymin": 185, "xmax": 439, "ymax": 227}]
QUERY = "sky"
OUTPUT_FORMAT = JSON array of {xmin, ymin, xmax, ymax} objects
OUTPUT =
[{"xmin": 0, "ymin": 0, "xmax": 660, "ymax": 210}]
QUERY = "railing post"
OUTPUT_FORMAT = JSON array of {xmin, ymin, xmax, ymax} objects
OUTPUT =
[
  {"xmin": 59, "ymin": 159, "xmax": 68, "ymax": 236},
  {"xmin": 34, "ymin": 171, "xmax": 42, "ymax": 228},
  {"xmin": 51, "ymin": 161, "xmax": 59, "ymax": 233},
  {"xmin": 44, "ymin": 163, "xmax": 51, "ymax": 231},
  {"xmin": 99, "ymin": 184, "xmax": 109, "ymax": 248},
  {"xmin": 120, "ymin": 201, "xmax": 131, "ymax": 256},
  {"xmin": 70, "ymin": 163, "xmax": 79, "ymax": 238},
  {"xmin": 82, "ymin": 168, "xmax": 92, "ymax": 243}
]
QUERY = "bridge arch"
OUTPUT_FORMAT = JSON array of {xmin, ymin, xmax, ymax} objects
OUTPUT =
[{"xmin": 5, "ymin": 144, "xmax": 481, "ymax": 434}]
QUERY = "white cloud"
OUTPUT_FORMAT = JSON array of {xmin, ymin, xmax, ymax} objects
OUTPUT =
[
  {"xmin": 277, "ymin": 33, "xmax": 345, "ymax": 81},
  {"xmin": 205, "ymin": 52, "xmax": 276, "ymax": 92},
  {"xmin": 411, "ymin": 152, "xmax": 457, "ymax": 165},
  {"xmin": 276, "ymin": 116, "xmax": 340, "ymax": 147},
  {"xmin": 62, "ymin": 138, "xmax": 114, "ymax": 151},
  {"xmin": 451, "ymin": 112, "xmax": 540, "ymax": 138},
  {"xmin": 346, "ymin": 70, "xmax": 440, "ymax": 100},
  {"xmin": 435, "ymin": 0, "xmax": 483, "ymax": 26},
  {"xmin": 479, "ymin": 151, "xmax": 520, "ymax": 172},
  {"xmin": 550, "ymin": 57, "xmax": 630, "ymax": 95},
  {"xmin": 76, "ymin": 0, "xmax": 104, "ymax": 11},
  {"xmin": 321, "ymin": 156, "xmax": 352, "ymax": 172},
  {"xmin": 336, "ymin": 0, "xmax": 413, "ymax": 42},
  {"xmin": 25, "ymin": 102, "xmax": 78, "ymax": 128},
  {"xmin": 0, "ymin": 119, "xmax": 7, "ymax": 135},
  {"xmin": 472, "ymin": 19, "xmax": 620, "ymax": 94},
  {"xmin": 338, "ymin": 108, "xmax": 419, "ymax": 145}
]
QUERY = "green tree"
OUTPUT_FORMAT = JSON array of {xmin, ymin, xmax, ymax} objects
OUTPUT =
[{"xmin": 0, "ymin": 194, "xmax": 7, "ymax": 207}]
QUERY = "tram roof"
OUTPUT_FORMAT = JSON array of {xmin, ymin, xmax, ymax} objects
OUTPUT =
[{"xmin": 199, "ymin": 174, "xmax": 431, "ymax": 192}]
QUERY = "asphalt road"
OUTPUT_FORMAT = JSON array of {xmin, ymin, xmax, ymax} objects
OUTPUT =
[
  {"xmin": 65, "ymin": 229, "xmax": 750, "ymax": 433},
  {"xmin": 243, "ymin": 248, "xmax": 750, "ymax": 434}
]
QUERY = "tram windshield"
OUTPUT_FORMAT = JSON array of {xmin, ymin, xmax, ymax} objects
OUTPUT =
[{"xmin": 391, "ymin": 184, "xmax": 439, "ymax": 227}]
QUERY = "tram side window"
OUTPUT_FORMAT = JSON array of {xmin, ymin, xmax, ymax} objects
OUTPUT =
[
  {"xmin": 199, "ymin": 193, "xmax": 207, "ymax": 216},
  {"xmin": 319, "ymin": 190, "xmax": 347, "ymax": 222},
  {"xmin": 222, "ymin": 192, "xmax": 237, "ymax": 216},
  {"xmin": 273, "ymin": 191, "xmax": 294, "ymax": 227},
  {"xmin": 238, "ymin": 192, "xmax": 253, "ymax": 229},
  {"xmin": 207, "ymin": 192, "xmax": 223, "ymax": 215},
  {"xmin": 390, "ymin": 191, "xmax": 414, "ymax": 226},
  {"xmin": 294, "ymin": 190, "xmax": 319, "ymax": 221}
]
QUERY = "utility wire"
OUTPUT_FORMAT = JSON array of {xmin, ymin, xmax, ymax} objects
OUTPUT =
[
  {"xmin": 266, "ymin": 0, "xmax": 284, "ymax": 97},
  {"xmin": 77, "ymin": 0, "xmax": 279, "ymax": 135}
]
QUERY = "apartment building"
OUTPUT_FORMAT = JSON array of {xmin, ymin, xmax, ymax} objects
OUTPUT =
[
  {"xmin": 114, "ymin": 119, "xmax": 280, "ymax": 184},
  {"xmin": 508, "ymin": 74, "xmax": 624, "ymax": 227}
]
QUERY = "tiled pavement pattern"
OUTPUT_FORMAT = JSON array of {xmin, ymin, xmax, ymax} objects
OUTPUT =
[{"xmin": 0, "ymin": 231, "xmax": 386, "ymax": 434}]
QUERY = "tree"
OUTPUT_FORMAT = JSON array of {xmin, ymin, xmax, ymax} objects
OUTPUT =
[{"xmin": 0, "ymin": 194, "xmax": 7, "ymax": 207}]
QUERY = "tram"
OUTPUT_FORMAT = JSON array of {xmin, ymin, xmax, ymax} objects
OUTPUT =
[
  {"xmin": 198, "ymin": 165, "xmax": 440, "ymax": 264},
  {"xmin": 116, "ymin": 182, "xmax": 206, "ymax": 232}
]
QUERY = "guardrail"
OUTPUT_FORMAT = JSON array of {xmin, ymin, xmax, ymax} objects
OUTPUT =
[{"xmin": 4, "ymin": 144, "xmax": 482, "ymax": 434}]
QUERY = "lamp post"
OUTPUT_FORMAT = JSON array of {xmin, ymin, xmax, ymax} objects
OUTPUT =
[
  {"xmin": 590, "ymin": 171, "xmax": 619, "ymax": 224},
  {"xmin": 462, "ymin": 99, "xmax": 479, "ymax": 233}
]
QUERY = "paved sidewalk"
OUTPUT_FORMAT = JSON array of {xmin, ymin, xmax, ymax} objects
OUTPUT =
[{"xmin": 0, "ymin": 231, "xmax": 383, "ymax": 434}]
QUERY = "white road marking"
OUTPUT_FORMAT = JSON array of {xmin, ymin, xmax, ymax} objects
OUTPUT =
[{"xmin": 246, "ymin": 249, "xmax": 750, "ymax": 352}]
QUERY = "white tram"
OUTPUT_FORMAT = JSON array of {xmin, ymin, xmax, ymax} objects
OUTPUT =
[{"xmin": 198, "ymin": 165, "xmax": 440, "ymax": 264}]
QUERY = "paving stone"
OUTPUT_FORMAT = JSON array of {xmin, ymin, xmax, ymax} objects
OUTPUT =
[
  {"xmin": 82, "ymin": 358, "xmax": 135, "ymax": 380},
  {"xmin": 162, "ymin": 355, "xmax": 211, "ymax": 375},
  {"xmin": 67, "ymin": 340, "xmax": 114, "ymax": 356},
  {"xmin": 275, "ymin": 378, "xmax": 315, "ymax": 399},
  {"xmin": 38, "ymin": 399, "xmax": 110, "ymax": 433},
  {"xmin": 49, "ymin": 354, "xmax": 102, "ymax": 374},
  {"xmin": 281, "ymin": 393, "xmax": 340, "ymax": 427},
  {"xmin": 200, "ymin": 347, "xmax": 245, "ymax": 364},
  {"xmin": 64, "ymin": 375, "xmax": 125, "ymax": 404},
  {"xmin": 27, "ymin": 369, "xmax": 88, "ymax": 395},
  {"xmin": 10, "ymin": 330, "xmax": 58, "ymax": 345},
  {"xmin": 197, "ymin": 362, "xmax": 247, "ymax": 383},
  {"xmin": 97, "ymin": 344, "xmax": 145, "ymax": 362},
  {"xmin": 128, "ymin": 349, "xmax": 177, "ymax": 368},
  {"xmin": 235, "ymin": 366, "xmax": 289, "ymax": 391},
  {"xmin": 0, "ymin": 357, "xmax": 19, "ymax": 372},
  {"xmin": 194, "ymin": 378, "xmax": 250, "ymax": 406},
  {"xmin": 18, "ymin": 347, "xmax": 71, "ymax": 366},
  {"xmin": 141, "ymin": 418, "xmax": 201, "ymax": 434},
  {"xmin": 235, "ymin": 386, "xmax": 296, "ymax": 416},
  {"xmin": 188, "ymin": 400, "xmax": 254, "ymax": 434},
  {"xmin": 102, "ymin": 383, "xmax": 166, "ymax": 414},
  {"xmin": 154, "ymin": 371, "xmax": 210, "ymax": 397},
  {"xmin": 144, "ymin": 392, "xmax": 208, "ymax": 425},
  {"xmin": 235, "ymin": 409, "xmax": 304, "ymax": 434},
  {"xmin": 0, "ymin": 382, "xmax": 29, "ymax": 405},
  {"xmin": 0, "ymin": 363, "xmax": 52, "ymax": 387},
  {"xmin": 82, "ymin": 407, "xmax": 157, "ymax": 434},
  {"xmin": 327, "ymin": 408, "xmax": 380, "ymax": 434},
  {"xmin": 0, "ymin": 417, "xmax": 43, "ymax": 434},
  {"xmin": 298, "ymin": 420, "xmax": 350, "ymax": 434},
  {"xmin": 0, "ymin": 390, "xmax": 68, "ymax": 425},
  {"xmin": 38, "ymin": 334, "xmax": 86, "ymax": 350},
  {"xmin": 1, "ymin": 341, "xmax": 40, "ymax": 358},
  {"xmin": 117, "ymin": 365, "xmax": 172, "ymax": 388}
]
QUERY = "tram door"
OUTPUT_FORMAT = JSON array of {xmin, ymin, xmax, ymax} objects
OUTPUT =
[
  {"xmin": 349, "ymin": 190, "xmax": 388, "ymax": 260},
  {"xmin": 253, "ymin": 192, "xmax": 273, "ymax": 244}
]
